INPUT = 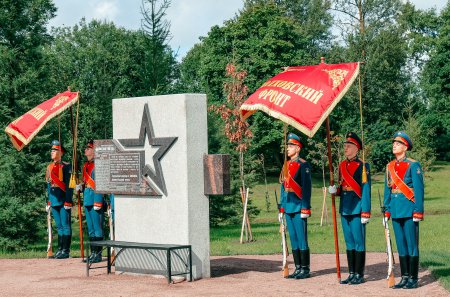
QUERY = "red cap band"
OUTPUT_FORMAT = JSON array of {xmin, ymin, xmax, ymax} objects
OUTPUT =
[
  {"xmin": 346, "ymin": 137, "xmax": 361, "ymax": 149},
  {"xmin": 287, "ymin": 139, "xmax": 302, "ymax": 148},
  {"xmin": 394, "ymin": 136, "xmax": 409, "ymax": 149}
]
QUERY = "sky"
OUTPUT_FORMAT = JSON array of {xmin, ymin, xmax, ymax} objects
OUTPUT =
[{"xmin": 48, "ymin": 0, "xmax": 447, "ymax": 60}]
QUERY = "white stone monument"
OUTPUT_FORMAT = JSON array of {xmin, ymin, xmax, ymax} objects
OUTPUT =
[{"xmin": 111, "ymin": 94, "xmax": 210, "ymax": 279}]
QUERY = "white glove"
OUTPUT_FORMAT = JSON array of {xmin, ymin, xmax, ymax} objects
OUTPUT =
[
  {"xmin": 64, "ymin": 205, "xmax": 72, "ymax": 210},
  {"xmin": 46, "ymin": 205, "xmax": 51, "ymax": 212},
  {"xmin": 413, "ymin": 217, "xmax": 422, "ymax": 222},
  {"xmin": 382, "ymin": 217, "xmax": 390, "ymax": 226},
  {"xmin": 75, "ymin": 184, "xmax": 83, "ymax": 192},
  {"xmin": 301, "ymin": 213, "xmax": 310, "ymax": 219},
  {"xmin": 94, "ymin": 206, "xmax": 102, "ymax": 211},
  {"xmin": 328, "ymin": 185, "xmax": 337, "ymax": 194},
  {"xmin": 361, "ymin": 217, "xmax": 369, "ymax": 224},
  {"xmin": 278, "ymin": 212, "xmax": 283, "ymax": 223}
]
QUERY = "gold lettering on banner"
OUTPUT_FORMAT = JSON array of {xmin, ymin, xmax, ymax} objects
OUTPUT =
[
  {"xmin": 258, "ymin": 89, "xmax": 291, "ymax": 107},
  {"xmin": 322, "ymin": 69, "xmax": 348, "ymax": 90},
  {"xmin": 261, "ymin": 80, "xmax": 323, "ymax": 104},
  {"xmin": 50, "ymin": 96, "xmax": 69, "ymax": 110},
  {"xmin": 28, "ymin": 107, "xmax": 47, "ymax": 120}
]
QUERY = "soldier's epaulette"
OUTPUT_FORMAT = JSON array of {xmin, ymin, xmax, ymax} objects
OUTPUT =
[
  {"xmin": 299, "ymin": 158, "xmax": 306, "ymax": 163},
  {"xmin": 358, "ymin": 158, "xmax": 365, "ymax": 163},
  {"xmin": 62, "ymin": 161, "xmax": 69, "ymax": 166},
  {"xmin": 407, "ymin": 158, "xmax": 418, "ymax": 163}
]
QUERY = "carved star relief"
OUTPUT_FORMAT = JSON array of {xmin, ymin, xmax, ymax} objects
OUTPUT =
[{"xmin": 118, "ymin": 103, "xmax": 177, "ymax": 196}]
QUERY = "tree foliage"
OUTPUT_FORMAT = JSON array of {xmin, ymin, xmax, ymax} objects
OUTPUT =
[
  {"xmin": 0, "ymin": 0, "xmax": 57, "ymax": 250},
  {"xmin": 0, "ymin": 0, "xmax": 449, "ymax": 245}
]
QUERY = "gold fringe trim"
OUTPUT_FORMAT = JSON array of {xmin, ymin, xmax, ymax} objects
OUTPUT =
[
  {"xmin": 240, "ymin": 63, "xmax": 359, "ymax": 138},
  {"xmin": 4, "ymin": 92, "xmax": 79, "ymax": 151}
]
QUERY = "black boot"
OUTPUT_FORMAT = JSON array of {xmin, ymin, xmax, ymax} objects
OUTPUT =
[
  {"xmin": 92, "ymin": 237, "xmax": 103, "ymax": 263},
  {"xmin": 404, "ymin": 256, "xmax": 419, "ymax": 289},
  {"xmin": 56, "ymin": 235, "xmax": 71, "ymax": 259},
  {"xmin": 288, "ymin": 249, "xmax": 301, "ymax": 278},
  {"xmin": 350, "ymin": 251, "xmax": 365, "ymax": 285},
  {"xmin": 295, "ymin": 249, "xmax": 310, "ymax": 279},
  {"xmin": 341, "ymin": 250, "xmax": 355, "ymax": 284},
  {"xmin": 393, "ymin": 256, "xmax": 409, "ymax": 289},
  {"xmin": 54, "ymin": 235, "xmax": 63, "ymax": 258},
  {"xmin": 82, "ymin": 237, "xmax": 96, "ymax": 263}
]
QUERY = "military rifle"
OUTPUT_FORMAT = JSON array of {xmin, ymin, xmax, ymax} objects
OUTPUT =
[
  {"xmin": 107, "ymin": 202, "xmax": 115, "ymax": 263},
  {"xmin": 260, "ymin": 154, "xmax": 271, "ymax": 212},
  {"xmin": 378, "ymin": 189, "xmax": 395, "ymax": 287},
  {"xmin": 47, "ymin": 208, "xmax": 53, "ymax": 258},
  {"xmin": 275, "ymin": 190, "xmax": 289, "ymax": 278}
]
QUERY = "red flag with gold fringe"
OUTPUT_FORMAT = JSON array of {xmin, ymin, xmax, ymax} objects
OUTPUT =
[
  {"xmin": 4, "ymin": 91, "xmax": 79, "ymax": 151},
  {"xmin": 240, "ymin": 62, "xmax": 359, "ymax": 137}
]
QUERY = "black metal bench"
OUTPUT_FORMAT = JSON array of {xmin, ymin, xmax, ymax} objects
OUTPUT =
[{"xmin": 86, "ymin": 240, "xmax": 192, "ymax": 284}]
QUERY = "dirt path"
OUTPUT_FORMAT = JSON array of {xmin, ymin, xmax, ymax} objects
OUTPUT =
[{"xmin": 0, "ymin": 253, "xmax": 448, "ymax": 297}]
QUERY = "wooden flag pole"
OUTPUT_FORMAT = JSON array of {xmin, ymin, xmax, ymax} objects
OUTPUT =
[
  {"xmin": 326, "ymin": 117, "xmax": 341, "ymax": 282},
  {"xmin": 70, "ymin": 97, "xmax": 84, "ymax": 260}
]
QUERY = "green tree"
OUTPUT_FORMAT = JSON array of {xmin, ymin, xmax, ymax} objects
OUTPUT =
[
  {"xmin": 328, "ymin": 0, "xmax": 413, "ymax": 170},
  {"xmin": 0, "ymin": 0, "xmax": 57, "ymax": 250},
  {"xmin": 182, "ymin": 0, "xmax": 331, "ymax": 163},
  {"xmin": 419, "ymin": 3, "xmax": 450, "ymax": 160},
  {"xmin": 139, "ymin": 0, "xmax": 179, "ymax": 95},
  {"xmin": 45, "ymin": 20, "xmax": 152, "ymax": 145}
]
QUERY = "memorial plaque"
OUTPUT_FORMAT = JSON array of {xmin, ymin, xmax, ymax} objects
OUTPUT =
[{"xmin": 94, "ymin": 139, "xmax": 159, "ymax": 196}]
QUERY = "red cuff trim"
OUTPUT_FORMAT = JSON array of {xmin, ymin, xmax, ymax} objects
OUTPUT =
[
  {"xmin": 413, "ymin": 212, "xmax": 423, "ymax": 219},
  {"xmin": 47, "ymin": 201, "xmax": 51, "ymax": 206},
  {"xmin": 301, "ymin": 209, "xmax": 311, "ymax": 215},
  {"xmin": 279, "ymin": 207, "xmax": 285, "ymax": 214},
  {"xmin": 64, "ymin": 202, "xmax": 73, "ymax": 207},
  {"xmin": 361, "ymin": 212, "xmax": 370, "ymax": 218},
  {"xmin": 94, "ymin": 202, "xmax": 103, "ymax": 208},
  {"xmin": 385, "ymin": 212, "xmax": 391, "ymax": 219}
]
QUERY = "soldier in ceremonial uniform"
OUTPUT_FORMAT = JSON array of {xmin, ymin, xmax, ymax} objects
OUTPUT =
[
  {"xmin": 279, "ymin": 133, "xmax": 312, "ymax": 279},
  {"xmin": 77, "ymin": 140, "xmax": 104, "ymax": 263},
  {"xmin": 384, "ymin": 131, "xmax": 424, "ymax": 289},
  {"xmin": 329, "ymin": 132, "xmax": 371, "ymax": 285},
  {"xmin": 45, "ymin": 140, "xmax": 73, "ymax": 259}
]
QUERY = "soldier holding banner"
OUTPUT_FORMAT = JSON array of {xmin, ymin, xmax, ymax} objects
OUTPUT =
[
  {"xmin": 45, "ymin": 140, "xmax": 73, "ymax": 259},
  {"xmin": 77, "ymin": 140, "xmax": 104, "ymax": 263},
  {"xmin": 384, "ymin": 131, "xmax": 424, "ymax": 289},
  {"xmin": 329, "ymin": 132, "xmax": 371, "ymax": 285},
  {"xmin": 279, "ymin": 133, "xmax": 312, "ymax": 279}
]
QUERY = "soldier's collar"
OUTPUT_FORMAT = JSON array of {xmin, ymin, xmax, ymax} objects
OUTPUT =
[
  {"xmin": 290, "ymin": 156, "xmax": 300, "ymax": 162},
  {"xmin": 396, "ymin": 155, "xmax": 407, "ymax": 162},
  {"xmin": 346, "ymin": 155, "xmax": 358, "ymax": 162}
]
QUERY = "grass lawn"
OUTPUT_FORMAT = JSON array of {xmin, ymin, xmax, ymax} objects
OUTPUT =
[{"xmin": 2, "ymin": 162, "xmax": 449, "ymax": 291}]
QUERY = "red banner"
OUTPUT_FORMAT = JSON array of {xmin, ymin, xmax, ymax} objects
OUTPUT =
[
  {"xmin": 4, "ymin": 91, "xmax": 79, "ymax": 151},
  {"xmin": 240, "ymin": 62, "xmax": 359, "ymax": 137}
]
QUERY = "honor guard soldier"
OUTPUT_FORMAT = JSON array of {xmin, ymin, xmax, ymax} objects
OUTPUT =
[
  {"xmin": 45, "ymin": 140, "xmax": 73, "ymax": 259},
  {"xmin": 329, "ymin": 132, "xmax": 371, "ymax": 285},
  {"xmin": 384, "ymin": 131, "xmax": 424, "ymax": 289},
  {"xmin": 77, "ymin": 140, "xmax": 104, "ymax": 263},
  {"xmin": 279, "ymin": 133, "xmax": 312, "ymax": 279}
]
